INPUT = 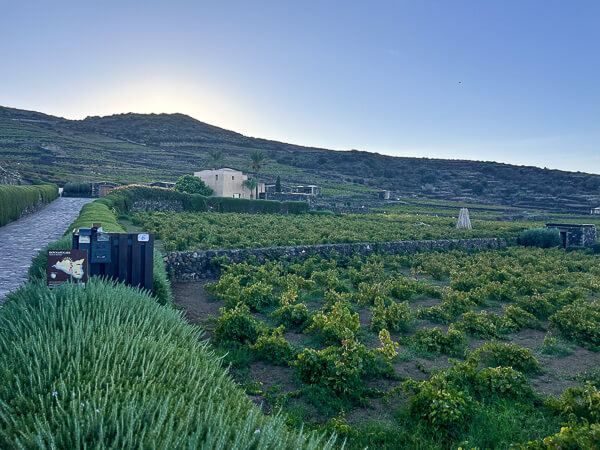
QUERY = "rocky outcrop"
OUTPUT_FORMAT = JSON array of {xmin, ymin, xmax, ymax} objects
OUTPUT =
[{"xmin": 164, "ymin": 237, "xmax": 508, "ymax": 281}]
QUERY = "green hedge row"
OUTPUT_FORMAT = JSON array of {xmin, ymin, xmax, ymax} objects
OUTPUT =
[
  {"xmin": 0, "ymin": 184, "xmax": 59, "ymax": 227},
  {"xmin": 62, "ymin": 182, "xmax": 92, "ymax": 197},
  {"xmin": 0, "ymin": 278, "xmax": 335, "ymax": 448},
  {"xmin": 98, "ymin": 185, "xmax": 309, "ymax": 215}
]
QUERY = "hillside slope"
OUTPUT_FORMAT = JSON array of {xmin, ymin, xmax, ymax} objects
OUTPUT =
[{"xmin": 0, "ymin": 105, "xmax": 598, "ymax": 211}]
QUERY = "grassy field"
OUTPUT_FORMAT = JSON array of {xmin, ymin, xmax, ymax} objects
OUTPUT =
[
  {"xmin": 132, "ymin": 210, "xmax": 540, "ymax": 251},
  {"xmin": 175, "ymin": 246, "xmax": 600, "ymax": 448}
]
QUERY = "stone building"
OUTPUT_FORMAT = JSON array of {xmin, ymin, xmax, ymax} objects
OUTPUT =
[
  {"xmin": 590, "ymin": 207, "xmax": 600, "ymax": 215},
  {"xmin": 92, "ymin": 181, "xmax": 120, "ymax": 198},
  {"xmin": 194, "ymin": 168, "xmax": 265, "ymax": 199},
  {"xmin": 546, "ymin": 223, "xmax": 597, "ymax": 248}
]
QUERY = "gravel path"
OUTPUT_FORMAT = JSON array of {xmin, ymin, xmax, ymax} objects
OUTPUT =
[{"xmin": 0, "ymin": 197, "xmax": 92, "ymax": 302}]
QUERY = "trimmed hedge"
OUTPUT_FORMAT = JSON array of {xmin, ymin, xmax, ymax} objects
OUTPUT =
[
  {"xmin": 62, "ymin": 182, "xmax": 92, "ymax": 197},
  {"xmin": 98, "ymin": 185, "xmax": 309, "ymax": 215},
  {"xmin": 0, "ymin": 184, "xmax": 59, "ymax": 227},
  {"xmin": 0, "ymin": 279, "xmax": 334, "ymax": 448}
]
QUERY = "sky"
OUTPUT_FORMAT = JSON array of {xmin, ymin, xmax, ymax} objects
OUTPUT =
[{"xmin": 1, "ymin": 1, "xmax": 599, "ymax": 173}]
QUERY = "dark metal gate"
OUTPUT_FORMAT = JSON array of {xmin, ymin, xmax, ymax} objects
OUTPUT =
[{"xmin": 72, "ymin": 227, "xmax": 154, "ymax": 291}]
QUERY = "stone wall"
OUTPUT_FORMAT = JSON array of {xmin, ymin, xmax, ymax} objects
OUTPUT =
[
  {"xmin": 164, "ymin": 237, "xmax": 507, "ymax": 281},
  {"xmin": 131, "ymin": 199, "xmax": 184, "ymax": 213}
]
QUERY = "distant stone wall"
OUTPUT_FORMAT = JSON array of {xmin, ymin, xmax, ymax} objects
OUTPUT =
[
  {"xmin": 131, "ymin": 199, "xmax": 184, "ymax": 212},
  {"xmin": 164, "ymin": 237, "xmax": 507, "ymax": 281}
]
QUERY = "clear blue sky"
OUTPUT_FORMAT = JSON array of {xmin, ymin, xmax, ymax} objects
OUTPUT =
[{"xmin": 1, "ymin": 1, "xmax": 599, "ymax": 172}]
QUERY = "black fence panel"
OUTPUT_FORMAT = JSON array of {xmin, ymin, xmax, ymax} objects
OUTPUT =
[{"xmin": 72, "ymin": 227, "xmax": 154, "ymax": 291}]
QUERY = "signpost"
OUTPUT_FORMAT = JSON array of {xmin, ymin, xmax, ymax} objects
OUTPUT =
[{"xmin": 46, "ymin": 249, "xmax": 88, "ymax": 288}]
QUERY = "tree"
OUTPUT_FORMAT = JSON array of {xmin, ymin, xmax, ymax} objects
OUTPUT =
[
  {"xmin": 249, "ymin": 150, "xmax": 265, "ymax": 199},
  {"xmin": 243, "ymin": 179, "xmax": 259, "ymax": 199},
  {"xmin": 275, "ymin": 176, "xmax": 282, "ymax": 193},
  {"xmin": 174, "ymin": 175, "xmax": 213, "ymax": 196},
  {"xmin": 207, "ymin": 149, "xmax": 224, "ymax": 169}
]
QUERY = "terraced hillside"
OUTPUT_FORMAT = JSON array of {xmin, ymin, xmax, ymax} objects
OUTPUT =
[{"xmin": 1, "ymin": 105, "xmax": 599, "ymax": 211}]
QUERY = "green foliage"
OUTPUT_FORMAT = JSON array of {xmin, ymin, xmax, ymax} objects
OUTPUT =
[
  {"xmin": 307, "ymin": 300, "xmax": 361, "ymax": 343},
  {"xmin": 295, "ymin": 338, "xmax": 375, "ymax": 399},
  {"xmin": 524, "ymin": 423, "xmax": 600, "ymax": 449},
  {"xmin": 370, "ymin": 297, "xmax": 412, "ymax": 332},
  {"xmin": 519, "ymin": 227, "xmax": 561, "ymax": 248},
  {"xmin": 174, "ymin": 174, "xmax": 213, "ymax": 196},
  {"xmin": 550, "ymin": 299, "xmax": 600, "ymax": 349},
  {"xmin": 271, "ymin": 303, "xmax": 310, "ymax": 329},
  {"xmin": 66, "ymin": 201, "xmax": 125, "ymax": 234},
  {"xmin": 406, "ymin": 375, "xmax": 474, "ymax": 438},
  {"xmin": 275, "ymin": 175, "xmax": 282, "ymax": 192},
  {"xmin": 134, "ymin": 209, "xmax": 524, "ymax": 251},
  {"xmin": 214, "ymin": 303, "xmax": 263, "ymax": 346},
  {"xmin": 473, "ymin": 366, "xmax": 532, "ymax": 399},
  {"xmin": 471, "ymin": 342, "xmax": 541, "ymax": 374},
  {"xmin": 0, "ymin": 279, "xmax": 333, "ymax": 449},
  {"xmin": 250, "ymin": 327, "xmax": 298, "ymax": 365},
  {"xmin": 62, "ymin": 181, "xmax": 92, "ymax": 197},
  {"xmin": 409, "ymin": 325, "xmax": 468, "ymax": 357},
  {"xmin": 0, "ymin": 184, "xmax": 58, "ymax": 227},
  {"xmin": 546, "ymin": 383, "xmax": 600, "ymax": 424}
]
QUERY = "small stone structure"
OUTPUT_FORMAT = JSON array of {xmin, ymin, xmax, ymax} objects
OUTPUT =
[
  {"xmin": 546, "ymin": 223, "xmax": 597, "ymax": 248},
  {"xmin": 456, "ymin": 208, "xmax": 472, "ymax": 230},
  {"xmin": 267, "ymin": 192, "xmax": 314, "ymax": 204},
  {"xmin": 164, "ymin": 237, "xmax": 507, "ymax": 281},
  {"xmin": 92, "ymin": 182, "xmax": 120, "ymax": 198},
  {"xmin": 378, "ymin": 190, "xmax": 391, "ymax": 200}
]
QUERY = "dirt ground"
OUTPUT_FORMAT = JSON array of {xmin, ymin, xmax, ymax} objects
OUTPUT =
[{"xmin": 172, "ymin": 280, "xmax": 599, "ymax": 403}]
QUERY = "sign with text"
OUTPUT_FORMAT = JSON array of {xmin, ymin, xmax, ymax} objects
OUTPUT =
[{"xmin": 47, "ymin": 249, "xmax": 88, "ymax": 288}]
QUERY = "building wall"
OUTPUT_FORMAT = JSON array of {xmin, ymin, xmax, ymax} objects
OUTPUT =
[{"xmin": 194, "ymin": 169, "xmax": 266, "ymax": 199}]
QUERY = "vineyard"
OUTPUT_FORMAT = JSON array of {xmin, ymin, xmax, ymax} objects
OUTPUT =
[
  {"xmin": 176, "ymin": 246, "xmax": 600, "ymax": 448},
  {"xmin": 132, "ymin": 211, "xmax": 540, "ymax": 251}
]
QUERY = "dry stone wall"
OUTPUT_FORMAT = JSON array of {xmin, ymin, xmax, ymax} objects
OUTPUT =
[{"xmin": 164, "ymin": 237, "xmax": 507, "ymax": 281}]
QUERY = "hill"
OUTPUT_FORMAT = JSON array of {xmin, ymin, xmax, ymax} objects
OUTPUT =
[{"xmin": 0, "ymin": 105, "xmax": 599, "ymax": 211}]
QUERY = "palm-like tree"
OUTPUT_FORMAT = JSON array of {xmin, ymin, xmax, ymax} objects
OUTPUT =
[
  {"xmin": 207, "ymin": 149, "xmax": 224, "ymax": 169},
  {"xmin": 243, "ymin": 178, "xmax": 259, "ymax": 199},
  {"xmin": 249, "ymin": 150, "xmax": 265, "ymax": 199}
]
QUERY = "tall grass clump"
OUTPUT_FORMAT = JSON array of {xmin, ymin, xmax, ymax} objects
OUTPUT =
[
  {"xmin": 0, "ymin": 184, "xmax": 58, "ymax": 227},
  {"xmin": 0, "ymin": 279, "xmax": 335, "ymax": 449}
]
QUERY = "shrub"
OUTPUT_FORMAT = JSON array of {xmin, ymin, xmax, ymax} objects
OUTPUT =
[
  {"xmin": 370, "ymin": 297, "xmax": 412, "ymax": 332},
  {"xmin": 214, "ymin": 303, "xmax": 262, "ymax": 346},
  {"xmin": 519, "ymin": 227, "xmax": 561, "ymax": 248},
  {"xmin": 296, "ymin": 338, "xmax": 373, "ymax": 399},
  {"xmin": 472, "ymin": 342, "xmax": 541, "ymax": 374},
  {"xmin": 307, "ymin": 300, "xmax": 361, "ymax": 343},
  {"xmin": 0, "ymin": 279, "xmax": 333, "ymax": 449},
  {"xmin": 456, "ymin": 310, "xmax": 508, "ymax": 339},
  {"xmin": 174, "ymin": 174, "xmax": 213, "ymax": 196},
  {"xmin": 546, "ymin": 383, "xmax": 600, "ymax": 424},
  {"xmin": 236, "ymin": 281, "xmax": 277, "ymax": 311},
  {"xmin": 524, "ymin": 423, "xmax": 600, "ymax": 449},
  {"xmin": 550, "ymin": 299, "xmax": 600, "ymax": 349},
  {"xmin": 250, "ymin": 327, "xmax": 297, "ymax": 365},
  {"xmin": 474, "ymin": 366, "xmax": 532, "ymax": 399},
  {"xmin": 406, "ymin": 377, "xmax": 474, "ymax": 438},
  {"xmin": 271, "ymin": 303, "xmax": 310, "ymax": 329},
  {"xmin": 0, "ymin": 184, "xmax": 59, "ymax": 227},
  {"xmin": 410, "ymin": 326, "xmax": 468, "ymax": 357}
]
